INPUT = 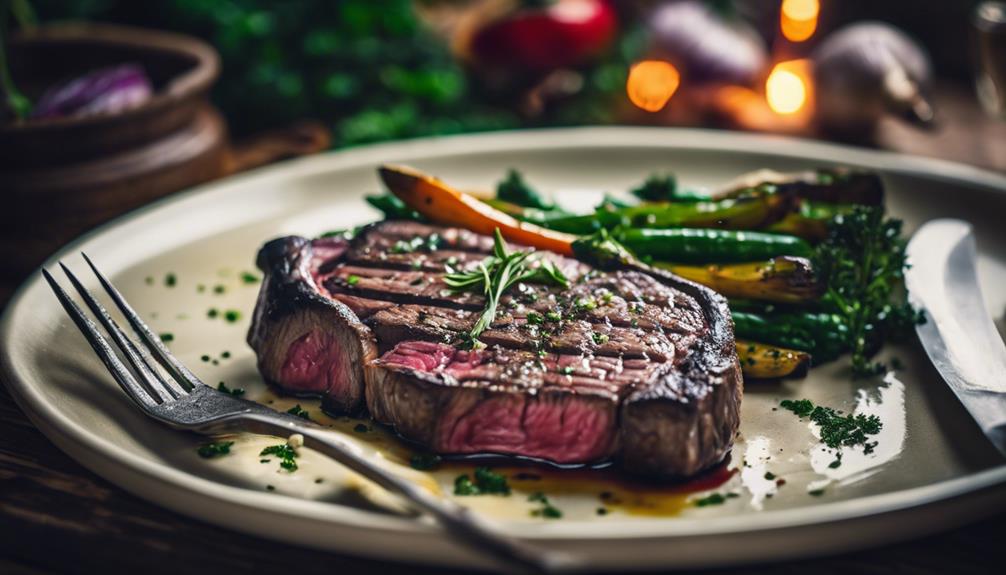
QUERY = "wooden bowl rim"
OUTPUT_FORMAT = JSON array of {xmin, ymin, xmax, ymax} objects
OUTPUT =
[{"xmin": 3, "ymin": 21, "xmax": 220, "ymax": 133}]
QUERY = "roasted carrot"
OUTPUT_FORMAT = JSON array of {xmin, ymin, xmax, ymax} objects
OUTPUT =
[{"xmin": 378, "ymin": 164, "xmax": 576, "ymax": 256}]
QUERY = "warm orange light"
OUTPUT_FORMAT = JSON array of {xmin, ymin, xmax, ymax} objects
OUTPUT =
[
  {"xmin": 626, "ymin": 60, "xmax": 680, "ymax": 112},
  {"xmin": 780, "ymin": 0, "xmax": 819, "ymax": 42},
  {"xmin": 766, "ymin": 59, "xmax": 812, "ymax": 115}
]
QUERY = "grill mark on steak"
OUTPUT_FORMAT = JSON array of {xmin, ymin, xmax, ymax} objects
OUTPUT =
[{"xmin": 249, "ymin": 220, "xmax": 743, "ymax": 478}]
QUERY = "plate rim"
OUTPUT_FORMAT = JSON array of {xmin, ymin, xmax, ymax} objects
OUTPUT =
[{"xmin": 3, "ymin": 126, "xmax": 1006, "ymax": 555}]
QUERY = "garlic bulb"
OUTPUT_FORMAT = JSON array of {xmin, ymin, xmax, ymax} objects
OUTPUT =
[{"xmin": 812, "ymin": 21, "xmax": 934, "ymax": 135}]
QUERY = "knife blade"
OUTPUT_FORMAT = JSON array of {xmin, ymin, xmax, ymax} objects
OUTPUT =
[{"xmin": 905, "ymin": 219, "xmax": 1006, "ymax": 457}]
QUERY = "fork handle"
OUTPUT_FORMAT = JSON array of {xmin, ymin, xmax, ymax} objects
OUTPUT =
[{"xmin": 224, "ymin": 412, "xmax": 574, "ymax": 574}]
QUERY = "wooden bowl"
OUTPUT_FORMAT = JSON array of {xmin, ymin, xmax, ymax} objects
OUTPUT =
[{"xmin": 0, "ymin": 22, "xmax": 226, "ymax": 279}]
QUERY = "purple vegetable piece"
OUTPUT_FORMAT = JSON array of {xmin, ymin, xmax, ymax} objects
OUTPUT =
[
  {"xmin": 648, "ymin": 1, "xmax": 767, "ymax": 86},
  {"xmin": 31, "ymin": 64, "xmax": 153, "ymax": 120}
]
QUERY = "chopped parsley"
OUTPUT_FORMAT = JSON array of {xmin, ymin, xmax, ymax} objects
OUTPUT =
[
  {"xmin": 260, "ymin": 444, "xmax": 298, "ymax": 472},
  {"xmin": 217, "ymin": 382, "xmax": 245, "ymax": 397},
  {"xmin": 526, "ymin": 311, "xmax": 543, "ymax": 325},
  {"xmin": 559, "ymin": 365, "xmax": 575, "ymax": 375},
  {"xmin": 240, "ymin": 271, "xmax": 260, "ymax": 284},
  {"xmin": 347, "ymin": 274, "xmax": 361, "ymax": 286},
  {"xmin": 207, "ymin": 308, "xmax": 219, "ymax": 318},
  {"xmin": 694, "ymin": 492, "xmax": 739, "ymax": 507},
  {"xmin": 213, "ymin": 284, "xmax": 226, "ymax": 294},
  {"xmin": 808, "ymin": 488, "xmax": 826, "ymax": 496},
  {"xmin": 528, "ymin": 492, "xmax": 562, "ymax": 519},
  {"xmin": 223, "ymin": 310, "xmax": 242, "ymax": 323},
  {"xmin": 453, "ymin": 467, "xmax": 511, "ymax": 496},
  {"xmin": 545, "ymin": 310, "xmax": 562, "ymax": 322},
  {"xmin": 286, "ymin": 404, "xmax": 311, "ymax": 420},
  {"xmin": 165, "ymin": 273, "xmax": 177, "ymax": 287},
  {"xmin": 409, "ymin": 453, "xmax": 442, "ymax": 471},
  {"xmin": 764, "ymin": 471, "xmax": 776, "ymax": 480},
  {"xmin": 159, "ymin": 332, "xmax": 174, "ymax": 343},
  {"xmin": 591, "ymin": 332, "xmax": 610, "ymax": 345},
  {"xmin": 780, "ymin": 398, "xmax": 882, "ymax": 463},
  {"xmin": 197, "ymin": 440, "xmax": 234, "ymax": 458}
]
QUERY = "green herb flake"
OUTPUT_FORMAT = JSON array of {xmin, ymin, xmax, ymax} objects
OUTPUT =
[
  {"xmin": 217, "ymin": 382, "xmax": 245, "ymax": 397},
  {"xmin": 260, "ymin": 444, "xmax": 298, "ymax": 472},
  {"xmin": 240, "ymin": 271, "xmax": 261, "ymax": 284},
  {"xmin": 808, "ymin": 489, "xmax": 825, "ymax": 496},
  {"xmin": 453, "ymin": 467, "xmax": 511, "ymax": 496},
  {"xmin": 545, "ymin": 311, "xmax": 562, "ymax": 322},
  {"xmin": 197, "ymin": 441, "xmax": 234, "ymax": 459},
  {"xmin": 409, "ymin": 453, "xmax": 442, "ymax": 471},
  {"xmin": 764, "ymin": 471, "xmax": 776, "ymax": 480},
  {"xmin": 286, "ymin": 404, "xmax": 311, "ymax": 420},
  {"xmin": 213, "ymin": 284, "xmax": 226, "ymax": 295},
  {"xmin": 165, "ymin": 273, "xmax": 177, "ymax": 287},
  {"xmin": 159, "ymin": 333, "xmax": 174, "ymax": 343},
  {"xmin": 207, "ymin": 308, "xmax": 219, "ymax": 319},
  {"xmin": 201, "ymin": 355, "xmax": 211, "ymax": 362},
  {"xmin": 527, "ymin": 492, "xmax": 562, "ymax": 519},
  {"xmin": 224, "ymin": 310, "xmax": 242, "ymax": 323},
  {"xmin": 526, "ymin": 311, "xmax": 543, "ymax": 325},
  {"xmin": 592, "ymin": 332, "xmax": 610, "ymax": 345},
  {"xmin": 694, "ymin": 493, "xmax": 730, "ymax": 507},
  {"xmin": 347, "ymin": 274, "xmax": 361, "ymax": 286}
]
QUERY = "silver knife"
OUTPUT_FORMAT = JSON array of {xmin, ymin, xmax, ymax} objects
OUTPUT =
[{"xmin": 906, "ymin": 219, "xmax": 1006, "ymax": 457}]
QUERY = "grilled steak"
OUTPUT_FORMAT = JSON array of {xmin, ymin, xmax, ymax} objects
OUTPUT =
[{"xmin": 248, "ymin": 221, "xmax": 742, "ymax": 478}]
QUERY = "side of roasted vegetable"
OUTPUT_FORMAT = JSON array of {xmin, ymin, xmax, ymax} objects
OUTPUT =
[
  {"xmin": 736, "ymin": 340, "xmax": 811, "ymax": 379},
  {"xmin": 617, "ymin": 228, "xmax": 813, "ymax": 264},
  {"xmin": 731, "ymin": 310, "xmax": 849, "ymax": 362},
  {"xmin": 656, "ymin": 256, "xmax": 822, "ymax": 303},
  {"xmin": 717, "ymin": 168, "xmax": 884, "ymax": 205},
  {"xmin": 379, "ymin": 164, "xmax": 577, "ymax": 256},
  {"xmin": 766, "ymin": 201, "xmax": 857, "ymax": 241}
]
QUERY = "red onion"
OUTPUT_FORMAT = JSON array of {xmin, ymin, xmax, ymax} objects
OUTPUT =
[
  {"xmin": 647, "ymin": 1, "xmax": 767, "ymax": 86},
  {"xmin": 31, "ymin": 64, "xmax": 153, "ymax": 120}
]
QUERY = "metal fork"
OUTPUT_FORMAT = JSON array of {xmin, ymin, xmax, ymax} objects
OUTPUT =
[{"xmin": 43, "ymin": 254, "xmax": 574, "ymax": 574}]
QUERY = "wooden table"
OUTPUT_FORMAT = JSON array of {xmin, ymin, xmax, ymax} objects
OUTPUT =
[{"xmin": 2, "ymin": 85, "xmax": 1005, "ymax": 574}]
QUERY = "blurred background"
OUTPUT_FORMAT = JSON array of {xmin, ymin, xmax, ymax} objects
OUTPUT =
[{"xmin": 2, "ymin": 0, "xmax": 1005, "ymax": 279}]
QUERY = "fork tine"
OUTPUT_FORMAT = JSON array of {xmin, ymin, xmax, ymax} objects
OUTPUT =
[
  {"xmin": 42, "ymin": 269, "xmax": 158, "ymax": 409},
  {"xmin": 58, "ymin": 263, "xmax": 183, "ymax": 402},
  {"xmin": 81, "ymin": 253, "xmax": 205, "ymax": 390}
]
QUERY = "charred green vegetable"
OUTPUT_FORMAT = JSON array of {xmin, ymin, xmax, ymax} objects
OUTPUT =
[
  {"xmin": 657, "ymin": 256, "xmax": 822, "ymax": 303},
  {"xmin": 731, "ymin": 310, "xmax": 849, "ymax": 362},
  {"xmin": 617, "ymin": 228, "xmax": 813, "ymax": 264},
  {"xmin": 719, "ymin": 168, "xmax": 884, "ymax": 205},
  {"xmin": 767, "ymin": 202, "xmax": 856, "ymax": 241}
]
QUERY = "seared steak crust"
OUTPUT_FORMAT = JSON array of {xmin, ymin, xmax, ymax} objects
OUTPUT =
[{"xmin": 248, "ymin": 221, "xmax": 742, "ymax": 478}]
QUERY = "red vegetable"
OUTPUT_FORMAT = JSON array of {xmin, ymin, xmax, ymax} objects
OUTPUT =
[{"xmin": 470, "ymin": 0, "xmax": 617, "ymax": 72}]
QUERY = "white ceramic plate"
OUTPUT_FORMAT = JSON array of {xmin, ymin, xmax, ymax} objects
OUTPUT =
[{"xmin": 3, "ymin": 128, "xmax": 1006, "ymax": 571}]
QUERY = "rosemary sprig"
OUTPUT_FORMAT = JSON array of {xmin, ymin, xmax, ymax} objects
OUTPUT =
[{"xmin": 444, "ymin": 228, "xmax": 569, "ymax": 348}]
